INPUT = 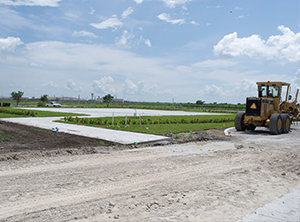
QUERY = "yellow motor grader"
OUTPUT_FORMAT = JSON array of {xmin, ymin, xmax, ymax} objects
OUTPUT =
[{"xmin": 235, "ymin": 81, "xmax": 299, "ymax": 135}]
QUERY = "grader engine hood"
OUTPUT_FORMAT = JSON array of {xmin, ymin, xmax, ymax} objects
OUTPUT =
[{"xmin": 246, "ymin": 97, "xmax": 261, "ymax": 116}]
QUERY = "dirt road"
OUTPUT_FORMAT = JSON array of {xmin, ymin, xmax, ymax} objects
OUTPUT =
[{"xmin": 0, "ymin": 123, "xmax": 299, "ymax": 221}]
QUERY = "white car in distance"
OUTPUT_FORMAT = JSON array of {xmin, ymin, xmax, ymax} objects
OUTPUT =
[{"xmin": 46, "ymin": 101, "xmax": 61, "ymax": 107}]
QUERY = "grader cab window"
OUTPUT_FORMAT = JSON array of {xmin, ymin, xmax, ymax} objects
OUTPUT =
[
  {"xmin": 258, "ymin": 85, "xmax": 280, "ymax": 98},
  {"xmin": 258, "ymin": 86, "xmax": 267, "ymax": 97},
  {"xmin": 268, "ymin": 85, "xmax": 280, "ymax": 98}
]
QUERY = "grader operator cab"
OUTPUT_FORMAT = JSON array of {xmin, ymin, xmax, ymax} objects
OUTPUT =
[{"xmin": 235, "ymin": 81, "xmax": 299, "ymax": 135}]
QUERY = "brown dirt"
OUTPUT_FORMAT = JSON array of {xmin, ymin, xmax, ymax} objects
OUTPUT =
[
  {"xmin": 0, "ymin": 121, "xmax": 299, "ymax": 222},
  {"xmin": 0, "ymin": 120, "xmax": 227, "ymax": 160}
]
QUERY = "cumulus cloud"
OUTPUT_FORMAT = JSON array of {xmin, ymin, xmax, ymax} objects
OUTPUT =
[
  {"xmin": 90, "ymin": 15, "xmax": 123, "ymax": 30},
  {"xmin": 122, "ymin": 79, "xmax": 172, "ymax": 97},
  {"xmin": 190, "ymin": 21, "xmax": 199, "ymax": 26},
  {"xmin": 134, "ymin": 0, "xmax": 144, "ymax": 3},
  {"xmin": 157, "ymin": 13, "xmax": 185, "ymax": 25},
  {"xmin": 144, "ymin": 38, "xmax": 151, "ymax": 47},
  {"xmin": 115, "ymin": 31, "xmax": 151, "ymax": 48},
  {"xmin": 115, "ymin": 30, "xmax": 134, "ymax": 47},
  {"xmin": 162, "ymin": 0, "xmax": 192, "ymax": 8},
  {"xmin": 123, "ymin": 79, "xmax": 138, "ymax": 94},
  {"xmin": 72, "ymin": 30, "xmax": 97, "ymax": 38},
  {"xmin": 66, "ymin": 79, "xmax": 82, "ymax": 92},
  {"xmin": 214, "ymin": 25, "xmax": 300, "ymax": 63},
  {"xmin": 233, "ymin": 79, "xmax": 257, "ymax": 98},
  {"xmin": 92, "ymin": 76, "xmax": 116, "ymax": 94},
  {"xmin": 0, "ymin": 0, "xmax": 61, "ymax": 7},
  {"xmin": 122, "ymin": 7, "xmax": 134, "ymax": 19},
  {"xmin": 203, "ymin": 84, "xmax": 227, "ymax": 97},
  {"xmin": 0, "ymin": 36, "xmax": 23, "ymax": 53},
  {"xmin": 41, "ymin": 81, "xmax": 59, "ymax": 89}
]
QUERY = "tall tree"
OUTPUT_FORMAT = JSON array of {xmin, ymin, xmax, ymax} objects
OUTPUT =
[
  {"xmin": 103, "ymin": 94, "xmax": 114, "ymax": 107},
  {"xmin": 11, "ymin": 91, "xmax": 24, "ymax": 106}
]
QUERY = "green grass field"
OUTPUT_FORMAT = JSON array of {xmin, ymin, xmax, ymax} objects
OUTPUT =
[{"xmin": 56, "ymin": 114, "xmax": 235, "ymax": 135}]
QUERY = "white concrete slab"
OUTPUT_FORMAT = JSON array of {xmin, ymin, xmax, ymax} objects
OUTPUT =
[
  {"xmin": 21, "ymin": 107, "xmax": 229, "ymax": 117},
  {"xmin": 236, "ymin": 185, "xmax": 300, "ymax": 222},
  {"xmin": 2, "ymin": 108, "xmax": 227, "ymax": 145},
  {"xmin": 1, "ymin": 117, "xmax": 168, "ymax": 145}
]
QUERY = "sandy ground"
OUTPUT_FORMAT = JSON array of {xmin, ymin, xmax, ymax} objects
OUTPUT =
[{"xmin": 0, "ymin": 124, "xmax": 299, "ymax": 221}]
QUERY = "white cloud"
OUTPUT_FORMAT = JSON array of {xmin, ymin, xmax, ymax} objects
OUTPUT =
[
  {"xmin": 92, "ymin": 76, "xmax": 116, "ymax": 94},
  {"xmin": 157, "ymin": 13, "xmax": 185, "ymax": 25},
  {"xmin": 0, "ymin": 0, "xmax": 61, "ymax": 7},
  {"xmin": 122, "ymin": 79, "xmax": 172, "ymax": 97},
  {"xmin": 214, "ymin": 25, "xmax": 300, "ymax": 63},
  {"xmin": 115, "ymin": 30, "xmax": 134, "ymax": 47},
  {"xmin": 89, "ymin": 8, "xmax": 95, "ymax": 15},
  {"xmin": 233, "ymin": 79, "xmax": 257, "ymax": 98},
  {"xmin": 72, "ymin": 30, "xmax": 97, "ymax": 38},
  {"xmin": 203, "ymin": 84, "xmax": 227, "ymax": 97},
  {"xmin": 134, "ymin": 0, "xmax": 144, "ymax": 3},
  {"xmin": 115, "ymin": 31, "xmax": 151, "ymax": 48},
  {"xmin": 0, "ymin": 36, "xmax": 23, "ymax": 53},
  {"xmin": 144, "ymin": 38, "xmax": 151, "ymax": 47},
  {"xmin": 41, "ymin": 81, "xmax": 59, "ymax": 89},
  {"xmin": 190, "ymin": 21, "xmax": 199, "ymax": 26},
  {"xmin": 66, "ymin": 79, "xmax": 82, "ymax": 92},
  {"xmin": 207, "ymin": 5, "xmax": 223, "ymax": 9},
  {"xmin": 123, "ymin": 79, "xmax": 138, "ymax": 94},
  {"xmin": 162, "ymin": 0, "xmax": 192, "ymax": 8},
  {"xmin": 90, "ymin": 15, "xmax": 123, "ymax": 30},
  {"xmin": 122, "ymin": 7, "xmax": 134, "ymax": 19}
]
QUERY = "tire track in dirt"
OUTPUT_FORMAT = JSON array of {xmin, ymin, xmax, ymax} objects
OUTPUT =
[{"xmin": 0, "ymin": 159, "xmax": 246, "ymax": 220}]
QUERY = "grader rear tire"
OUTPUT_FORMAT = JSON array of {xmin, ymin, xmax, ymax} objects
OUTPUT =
[
  {"xmin": 282, "ymin": 114, "xmax": 291, "ymax": 133},
  {"xmin": 235, "ymin": 111, "xmax": 246, "ymax": 131},
  {"xmin": 269, "ymin": 113, "xmax": 283, "ymax": 135}
]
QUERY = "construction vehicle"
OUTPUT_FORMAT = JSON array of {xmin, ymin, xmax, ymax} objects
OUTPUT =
[{"xmin": 235, "ymin": 81, "xmax": 299, "ymax": 135}]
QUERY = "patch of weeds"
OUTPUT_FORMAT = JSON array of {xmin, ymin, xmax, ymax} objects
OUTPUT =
[
  {"xmin": 174, "ymin": 135, "xmax": 180, "ymax": 139},
  {"xmin": 99, "ymin": 141, "xmax": 108, "ymax": 146},
  {"xmin": 184, "ymin": 135, "xmax": 194, "ymax": 141},
  {"xmin": 33, "ymin": 128, "xmax": 52, "ymax": 134},
  {"xmin": 12, "ymin": 137, "xmax": 24, "ymax": 141},
  {"xmin": 1, "ymin": 138, "xmax": 11, "ymax": 142}
]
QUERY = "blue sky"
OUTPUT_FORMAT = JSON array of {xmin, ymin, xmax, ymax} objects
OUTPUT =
[{"xmin": 0, "ymin": 0, "xmax": 299, "ymax": 103}]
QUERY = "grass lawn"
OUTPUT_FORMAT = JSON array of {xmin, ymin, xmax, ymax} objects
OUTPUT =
[
  {"xmin": 0, "ymin": 107, "xmax": 88, "ymax": 118},
  {"xmin": 56, "ymin": 114, "xmax": 235, "ymax": 135}
]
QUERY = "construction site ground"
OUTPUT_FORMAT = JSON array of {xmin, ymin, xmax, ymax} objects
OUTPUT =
[{"xmin": 0, "ymin": 120, "xmax": 299, "ymax": 221}]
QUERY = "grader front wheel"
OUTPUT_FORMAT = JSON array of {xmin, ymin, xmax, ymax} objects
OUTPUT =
[
  {"xmin": 269, "ymin": 113, "xmax": 283, "ymax": 135},
  {"xmin": 234, "ymin": 111, "xmax": 246, "ymax": 131}
]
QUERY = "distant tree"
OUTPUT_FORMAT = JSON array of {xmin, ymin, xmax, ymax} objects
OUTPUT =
[
  {"xmin": 38, "ymin": 94, "xmax": 49, "ymax": 107},
  {"xmin": 40, "ymin": 94, "xmax": 49, "ymax": 103},
  {"xmin": 11, "ymin": 91, "xmax": 24, "ymax": 106},
  {"xmin": 196, "ymin": 100, "xmax": 205, "ymax": 105},
  {"xmin": 103, "ymin": 94, "xmax": 114, "ymax": 107}
]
